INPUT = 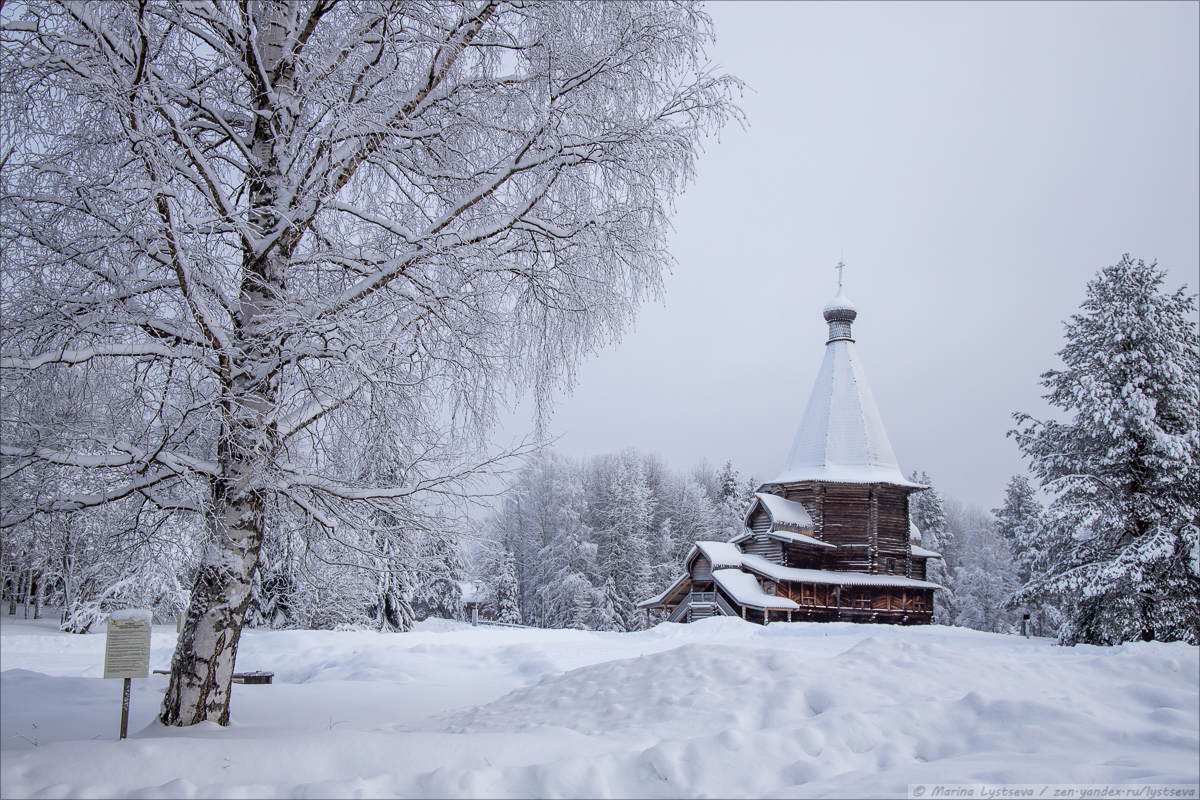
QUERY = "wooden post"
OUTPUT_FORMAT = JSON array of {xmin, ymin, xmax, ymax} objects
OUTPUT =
[
  {"xmin": 741, "ymin": 606, "xmax": 746, "ymax": 620},
  {"xmin": 119, "ymin": 678, "xmax": 131, "ymax": 740}
]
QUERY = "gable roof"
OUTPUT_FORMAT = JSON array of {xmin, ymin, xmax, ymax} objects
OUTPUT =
[
  {"xmin": 636, "ymin": 573, "xmax": 692, "ymax": 609},
  {"xmin": 688, "ymin": 540, "xmax": 744, "ymax": 570},
  {"xmin": 770, "ymin": 291, "xmax": 923, "ymax": 489},
  {"xmin": 731, "ymin": 528, "xmax": 836, "ymax": 550},
  {"xmin": 745, "ymin": 492, "xmax": 814, "ymax": 531}
]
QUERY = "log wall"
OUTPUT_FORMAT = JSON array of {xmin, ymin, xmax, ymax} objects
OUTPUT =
[
  {"xmin": 771, "ymin": 481, "xmax": 920, "ymax": 575},
  {"xmin": 784, "ymin": 547, "xmax": 826, "ymax": 570},
  {"xmin": 743, "ymin": 582, "xmax": 934, "ymax": 625},
  {"xmin": 744, "ymin": 536, "xmax": 783, "ymax": 564},
  {"xmin": 875, "ymin": 485, "xmax": 910, "ymax": 575},
  {"xmin": 910, "ymin": 558, "xmax": 927, "ymax": 582}
]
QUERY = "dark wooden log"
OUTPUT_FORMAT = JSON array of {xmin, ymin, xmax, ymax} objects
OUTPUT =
[{"xmin": 744, "ymin": 536, "xmax": 783, "ymax": 564}]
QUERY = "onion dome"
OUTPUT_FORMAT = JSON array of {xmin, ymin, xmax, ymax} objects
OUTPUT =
[{"xmin": 823, "ymin": 292, "xmax": 857, "ymax": 342}]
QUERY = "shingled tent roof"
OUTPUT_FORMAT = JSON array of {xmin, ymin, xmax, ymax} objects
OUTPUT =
[{"xmin": 770, "ymin": 289, "xmax": 923, "ymax": 489}]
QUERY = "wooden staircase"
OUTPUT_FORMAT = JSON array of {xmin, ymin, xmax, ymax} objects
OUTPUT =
[{"xmin": 687, "ymin": 591, "xmax": 717, "ymax": 622}]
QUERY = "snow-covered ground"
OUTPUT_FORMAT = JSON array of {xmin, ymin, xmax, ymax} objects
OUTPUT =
[{"xmin": 2, "ymin": 615, "xmax": 1196, "ymax": 798}]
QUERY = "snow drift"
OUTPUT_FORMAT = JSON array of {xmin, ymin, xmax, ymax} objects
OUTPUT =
[{"xmin": 2, "ymin": 616, "xmax": 1196, "ymax": 798}]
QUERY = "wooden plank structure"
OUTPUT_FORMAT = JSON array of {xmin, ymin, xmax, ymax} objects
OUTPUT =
[{"xmin": 640, "ymin": 280, "xmax": 942, "ymax": 626}]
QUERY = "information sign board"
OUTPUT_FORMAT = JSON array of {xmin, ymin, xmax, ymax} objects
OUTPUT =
[{"xmin": 103, "ymin": 614, "xmax": 151, "ymax": 679}]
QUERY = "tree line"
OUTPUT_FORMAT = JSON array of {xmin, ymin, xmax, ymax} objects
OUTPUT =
[{"xmin": 475, "ymin": 451, "xmax": 750, "ymax": 631}]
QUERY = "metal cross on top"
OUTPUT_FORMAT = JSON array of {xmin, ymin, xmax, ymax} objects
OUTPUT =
[{"xmin": 835, "ymin": 260, "xmax": 845, "ymax": 291}]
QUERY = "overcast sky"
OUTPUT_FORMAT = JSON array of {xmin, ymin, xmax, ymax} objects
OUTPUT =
[{"xmin": 501, "ymin": 1, "xmax": 1200, "ymax": 511}]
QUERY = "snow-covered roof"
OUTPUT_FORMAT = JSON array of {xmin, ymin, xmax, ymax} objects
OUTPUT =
[
  {"xmin": 772, "ymin": 530, "xmax": 836, "ymax": 548},
  {"xmin": 909, "ymin": 521, "xmax": 922, "ymax": 544},
  {"xmin": 636, "ymin": 573, "xmax": 691, "ymax": 609},
  {"xmin": 639, "ymin": 540, "xmax": 940, "ymax": 611},
  {"xmin": 746, "ymin": 493, "xmax": 814, "ymax": 531},
  {"xmin": 712, "ymin": 569, "xmax": 800, "ymax": 611},
  {"xmin": 769, "ymin": 293, "xmax": 924, "ymax": 490},
  {"xmin": 732, "ymin": 528, "xmax": 836, "ymax": 550},
  {"xmin": 691, "ymin": 541, "xmax": 744, "ymax": 570},
  {"xmin": 739, "ymin": 553, "xmax": 941, "ymax": 590}
]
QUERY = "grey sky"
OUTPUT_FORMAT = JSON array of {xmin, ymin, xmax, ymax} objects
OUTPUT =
[{"xmin": 501, "ymin": 1, "xmax": 1200, "ymax": 511}]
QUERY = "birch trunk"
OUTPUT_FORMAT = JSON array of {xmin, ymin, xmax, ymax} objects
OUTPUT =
[{"xmin": 160, "ymin": 2, "xmax": 292, "ymax": 726}]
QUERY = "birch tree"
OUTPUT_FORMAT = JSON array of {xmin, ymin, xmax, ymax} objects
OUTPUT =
[{"xmin": 1, "ymin": 0, "xmax": 740, "ymax": 726}]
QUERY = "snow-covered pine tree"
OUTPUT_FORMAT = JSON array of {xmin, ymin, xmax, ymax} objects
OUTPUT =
[
  {"xmin": 244, "ymin": 528, "xmax": 295, "ymax": 630},
  {"xmin": 588, "ymin": 575, "xmax": 624, "ymax": 632},
  {"xmin": 494, "ymin": 550, "xmax": 522, "ymax": 626},
  {"xmin": 945, "ymin": 500, "xmax": 1019, "ymax": 633},
  {"xmin": 1012, "ymin": 255, "xmax": 1199, "ymax": 645},
  {"xmin": 992, "ymin": 475, "xmax": 1063, "ymax": 637},
  {"xmin": 410, "ymin": 533, "xmax": 464, "ymax": 623},
  {"xmin": 663, "ymin": 478, "xmax": 718, "ymax": 572},
  {"xmin": 993, "ymin": 475, "xmax": 1043, "ymax": 575},
  {"xmin": 553, "ymin": 471, "xmax": 601, "ymax": 630},
  {"xmin": 908, "ymin": 471, "xmax": 957, "ymax": 624},
  {"xmin": 716, "ymin": 461, "xmax": 746, "ymax": 541},
  {"xmin": 599, "ymin": 453, "xmax": 655, "ymax": 631},
  {"xmin": 369, "ymin": 543, "xmax": 415, "ymax": 634}
]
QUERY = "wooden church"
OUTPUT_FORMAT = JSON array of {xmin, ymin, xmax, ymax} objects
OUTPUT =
[{"xmin": 639, "ymin": 279, "xmax": 942, "ymax": 625}]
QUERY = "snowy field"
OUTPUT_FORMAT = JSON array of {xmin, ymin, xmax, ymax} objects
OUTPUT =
[{"xmin": 1, "ymin": 616, "xmax": 1197, "ymax": 799}]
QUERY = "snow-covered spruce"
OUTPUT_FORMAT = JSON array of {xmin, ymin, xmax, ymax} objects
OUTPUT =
[
  {"xmin": 0, "ymin": 2, "xmax": 741, "ymax": 726},
  {"xmin": 1012, "ymin": 255, "xmax": 1200, "ymax": 645},
  {"xmin": 944, "ymin": 499, "xmax": 1019, "ymax": 634},
  {"xmin": 908, "ymin": 471, "xmax": 956, "ymax": 625},
  {"xmin": 993, "ymin": 475, "xmax": 1064, "ymax": 637}
]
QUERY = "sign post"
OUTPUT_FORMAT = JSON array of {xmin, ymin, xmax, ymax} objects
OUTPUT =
[{"xmin": 104, "ymin": 610, "xmax": 152, "ymax": 740}]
